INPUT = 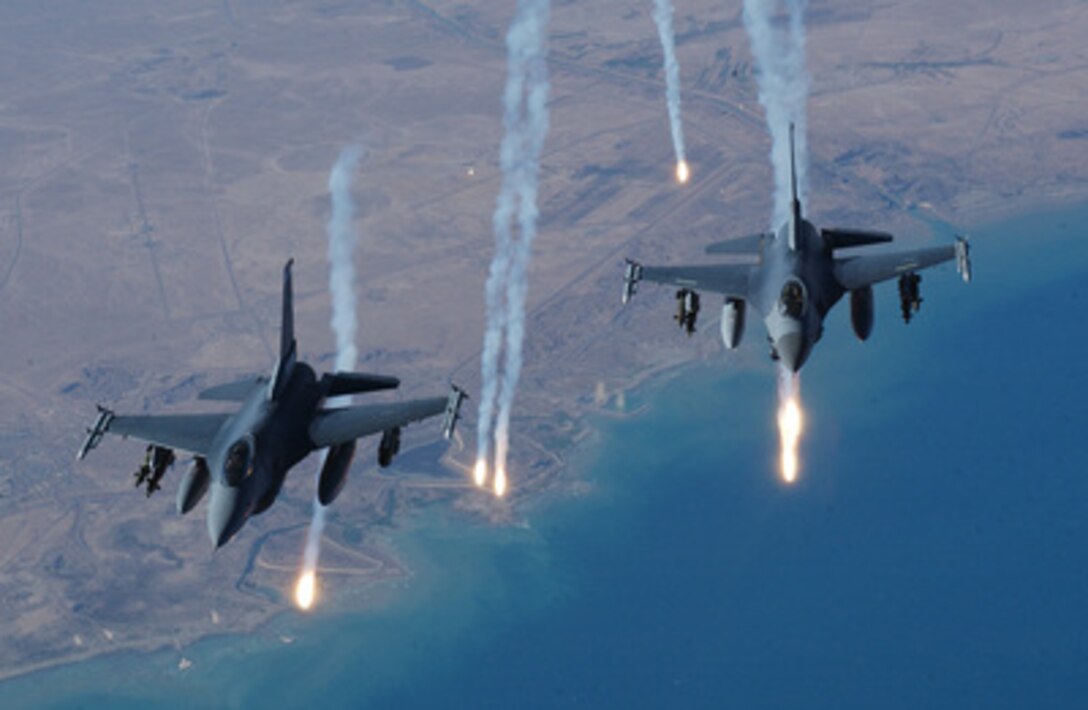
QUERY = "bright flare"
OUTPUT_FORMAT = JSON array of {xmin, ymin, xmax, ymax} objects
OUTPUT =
[
  {"xmin": 473, "ymin": 458, "xmax": 488, "ymax": 487},
  {"xmin": 493, "ymin": 465, "xmax": 508, "ymax": 498},
  {"xmin": 676, "ymin": 160, "xmax": 690, "ymax": 184},
  {"xmin": 294, "ymin": 570, "xmax": 317, "ymax": 611},
  {"xmin": 776, "ymin": 394, "xmax": 804, "ymax": 484}
]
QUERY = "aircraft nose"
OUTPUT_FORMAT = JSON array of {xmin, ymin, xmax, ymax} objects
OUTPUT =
[
  {"xmin": 776, "ymin": 332, "xmax": 807, "ymax": 373},
  {"xmin": 207, "ymin": 483, "xmax": 245, "ymax": 549}
]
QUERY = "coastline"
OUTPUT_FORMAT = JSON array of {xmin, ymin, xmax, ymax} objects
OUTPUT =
[
  {"xmin": 2, "ymin": 194, "xmax": 1087, "ymax": 692},
  {"xmin": 0, "ymin": 341, "xmax": 732, "ymax": 687}
]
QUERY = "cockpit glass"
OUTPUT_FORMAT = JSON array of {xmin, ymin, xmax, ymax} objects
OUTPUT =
[
  {"xmin": 780, "ymin": 280, "xmax": 806, "ymax": 319},
  {"xmin": 224, "ymin": 439, "xmax": 251, "ymax": 485}
]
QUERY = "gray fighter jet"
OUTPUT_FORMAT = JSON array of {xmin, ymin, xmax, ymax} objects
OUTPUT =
[
  {"xmin": 78, "ymin": 260, "xmax": 467, "ymax": 548},
  {"xmin": 622, "ymin": 124, "xmax": 972, "ymax": 372}
]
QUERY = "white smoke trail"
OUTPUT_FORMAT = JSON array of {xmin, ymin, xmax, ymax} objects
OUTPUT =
[
  {"xmin": 474, "ymin": 165, "xmax": 516, "ymax": 486},
  {"xmin": 327, "ymin": 145, "xmax": 364, "ymax": 373},
  {"xmin": 650, "ymin": 0, "xmax": 687, "ymax": 180},
  {"xmin": 741, "ymin": 0, "xmax": 810, "ymax": 228},
  {"xmin": 297, "ymin": 145, "xmax": 363, "ymax": 609},
  {"xmin": 475, "ymin": 0, "xmax": 537, "ymax": 486},
  {"xmin": 476, "ymin": 0, "xmax": 551, "ymax": 496},
  {"xmin": 492, "ymin": 8, "xmax": 549, "ymax": 494}
]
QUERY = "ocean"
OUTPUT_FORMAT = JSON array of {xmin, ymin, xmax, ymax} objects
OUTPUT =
[{"xmin": 5, "ymin": 203, "xmax": 1088, "ymax": 708}]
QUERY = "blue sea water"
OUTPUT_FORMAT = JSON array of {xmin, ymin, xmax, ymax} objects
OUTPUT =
[{"xmin": 4, "ymin": 203, "xmax": 1088, "ymax": 708}]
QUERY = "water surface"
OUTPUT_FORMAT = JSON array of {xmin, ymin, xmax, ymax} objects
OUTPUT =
[{"xmin": 5, "ymin": 203, "xmax": 1088, "ymax": 708}]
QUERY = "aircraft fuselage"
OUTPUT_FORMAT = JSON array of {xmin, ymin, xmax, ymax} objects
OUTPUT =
[
  {"xmin": 747, "ymin": 216, "xmax": 846, "ymax": 373},
  {"xmin": 205, "ymin": 362, "xmax": 323, "ymax": 548}
]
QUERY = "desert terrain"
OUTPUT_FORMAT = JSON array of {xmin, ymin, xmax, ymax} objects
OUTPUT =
[{"xmin": 0, "ymin": 0, "xmax": 1084, "ymax": 679}]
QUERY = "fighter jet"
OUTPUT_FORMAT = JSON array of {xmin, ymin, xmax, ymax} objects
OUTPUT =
[
  {"xmin": 78, "ymin": 260, "xmax": 468, "ymax": 548},
  {"xmin": 622, "ymin": 124, "xmax": 972, "ymax": 372}
]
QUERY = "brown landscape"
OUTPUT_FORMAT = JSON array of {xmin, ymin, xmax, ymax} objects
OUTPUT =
[{"xmin": 0, "ymin": 0, "xmax": 1084, "ymax": 680}]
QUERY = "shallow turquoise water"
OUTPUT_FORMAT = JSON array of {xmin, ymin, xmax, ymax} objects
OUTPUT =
[{"xmin": 5, "ymin": 203, "xmax": 1088, "ymax": 708}]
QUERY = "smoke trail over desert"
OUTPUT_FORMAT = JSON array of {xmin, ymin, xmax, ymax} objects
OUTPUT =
[
  {"xmin": 475, "ymin": 0, "xmax": 551, "ymax": 497},
  {"xmin": 296, "ymin": 145, "xmax": 363, "ymax": 610},
  {"xmin": 742, "ymin": 0, "xmax": 810, "ymax": 227},
  {"xmin": 650, "ymin": 0, "xmax": 688, "ymax": 183},
  {"xmin": 326, "ymin": 146, "xmax": 364, "ymax": 371}
]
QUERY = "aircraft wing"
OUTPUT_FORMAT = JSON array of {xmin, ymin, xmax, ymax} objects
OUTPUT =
[
  {"xmin": 637, "ymin": 263, "xmax": 752, "ymax": 299},
  {"xmin": 105, "ymin": 414, "xmax": 231, "ymax": 456},
  {"xmin": 309, "ymin": 397, "xmax": 448, "ymax": 448},
  {"xmin": 834, "ymin": 245, "xmax": 956, "ymax": 291}
]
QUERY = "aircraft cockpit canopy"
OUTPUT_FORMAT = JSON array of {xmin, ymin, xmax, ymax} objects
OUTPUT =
[
  {"xmin": 224, "ymin": 437, "xmax": 254, "ymax": 486},
  {"xmin": 779, "ymin": 279, "xmax": 807, "ymax": 319}
]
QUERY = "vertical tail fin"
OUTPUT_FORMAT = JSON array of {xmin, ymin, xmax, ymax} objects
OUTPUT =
[
  {"xmin": 269, "ymin": 259, "xmax": 297, "ymax": 401},
  {"xmin": 281, "ymin": 258, "xmax": 296, "ymax": 360},
  {"xmin": 788, "ymin": 123, "xmax": 801, "ymax": 251}
]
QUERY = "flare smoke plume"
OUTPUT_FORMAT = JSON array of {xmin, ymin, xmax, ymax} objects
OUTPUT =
[
  {"xmin": 741, "ymin": 0, "xmax": 810, "ymax": 228},
  {"xmin": 296, "ymin": 145, "xmax": 363, "ymax": 609},
  {"xmin": 650, "ymin": 0, "xmax": 687, "ymax": 179},
  {"xmin": 476, "ymin": 0, "xmax": 551, "ymax": 496},
  {"xmin": 327, "ymin": 145, "xmax": 364, "ymax": 372}
]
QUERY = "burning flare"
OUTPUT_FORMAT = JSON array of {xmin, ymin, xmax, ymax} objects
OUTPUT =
[
  {"xmin": 473, "ymin": 458, "xmax": 488, "ymax": 488},
  {"xmin": 294, "ymin": 569, "xmax": 317, "ymax": 611},
  {"xmin": 676, "ymin": 160, "xmax": 690, "ymax": 185},
  {"xmin": 777, "ymin": 396, "xmax": 803, "ymax": 483},
  {"xmin": 776, "ymin": 368, "xmax": 804, "ymax": 484},
  {"xmin": 494, "ymin": 465, "xmax": 508, "ymax": 498}
]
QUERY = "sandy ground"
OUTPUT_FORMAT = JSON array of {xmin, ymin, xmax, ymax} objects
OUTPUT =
[{"xmin": 0, "ymin": 0, "xmax": 1084, "ymax": 680}]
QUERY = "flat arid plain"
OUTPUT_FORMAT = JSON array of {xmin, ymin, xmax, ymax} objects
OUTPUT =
[{"xmin": 0, "ymin": 0, "xmax": 1084, "ymax": 679}]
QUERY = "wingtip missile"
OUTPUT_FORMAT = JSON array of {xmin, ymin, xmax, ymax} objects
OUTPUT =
[
  {"xmin": 76, "ymin": 406, "xmax": 114, "ymax": 461},
  {"xmin": 622, "ymin": 259, "xmax": 642, "ymax": 304},
  {"xmin": 955, "ymin": 236, "xmax": 972, "ymax": 283},
  {"xmin": 442, "ymin": 384, "xmax": 469, "ymax": 440}
]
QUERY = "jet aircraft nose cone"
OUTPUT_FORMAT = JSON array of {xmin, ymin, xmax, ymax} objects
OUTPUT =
[
  {"xmin": 776, "ymin": 332, "xmax": 807, "ymax": 373},
  {"xmin": 207, "ymin": 482, "xmax": 245, "ymax": 549}
]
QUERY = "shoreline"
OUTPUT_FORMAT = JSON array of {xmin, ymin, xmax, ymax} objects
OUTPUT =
[
  {"xmin": 0, "ymin": 349, "xmax": 726, "ymax": 686},
  {"xmin": 2, "ymin": 194, "xmax": 1086, "ymax": 687}
]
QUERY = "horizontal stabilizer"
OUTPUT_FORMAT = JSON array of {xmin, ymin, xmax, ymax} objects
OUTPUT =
[
  {"xmin": 822, "ymin": 228, "xmax": 894, "ymax": 250},
  {"xmin": 198, "ymin": 377, "xmax": 267, "ymax": 402},
  {"xmin": 705, "ymin": 233, "xmax": 771, "ymax": 255},
  {"xmin": 321, "ymin": 372, "xmax": 400, "ymax": 397}
]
